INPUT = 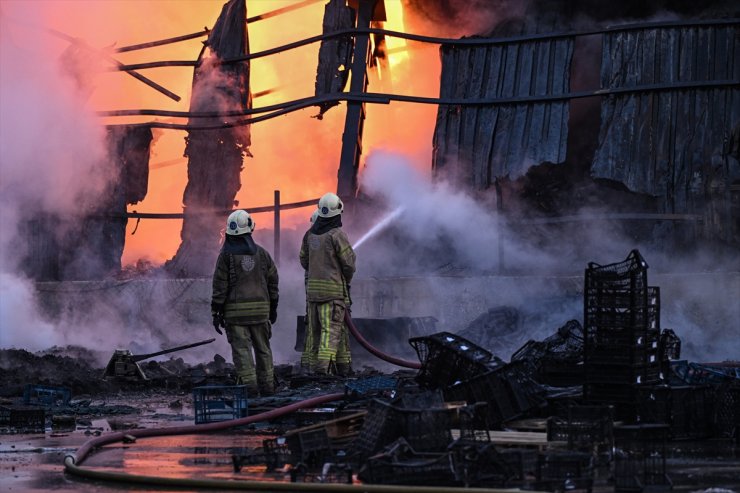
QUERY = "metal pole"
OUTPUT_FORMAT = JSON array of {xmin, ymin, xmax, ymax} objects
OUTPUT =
[
  {"xmin": 274, "ymin": 190, "xmax": 281, "ymax": 265},
  {"xmin": 336, "ymin": 0, "xmax": 377, "ymax": 201},
  {"xmin": 495, "ymin": 179, "xmax": 505, "ymax": 274}
]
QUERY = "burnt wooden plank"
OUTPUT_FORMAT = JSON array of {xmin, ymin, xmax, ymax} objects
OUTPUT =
[{"xmin": 314, "ymin": 0, "xmax": 354, "ymax": 116}]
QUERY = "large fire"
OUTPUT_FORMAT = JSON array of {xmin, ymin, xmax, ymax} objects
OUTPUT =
[{"xmin": 2, "ymin": 0, "xmax": 441, "ymax": 265}]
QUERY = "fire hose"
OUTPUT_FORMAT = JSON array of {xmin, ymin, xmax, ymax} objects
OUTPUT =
[
  {"xmin": 345, "ymin": 311, "xmax": 422, "ymax": 370},
  {"xmin": 62, "ymin": 315, "xmax": 449, "ymax": 490}
]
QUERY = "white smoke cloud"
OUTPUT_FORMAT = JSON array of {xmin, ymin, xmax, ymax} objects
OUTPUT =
[
  {"xmin": 359, "ymin": 150, "xmax": 559, "ymax": 273},
  {"xmin": 0, "ymin": 7, "xmax": 110, "ymax": 349}
]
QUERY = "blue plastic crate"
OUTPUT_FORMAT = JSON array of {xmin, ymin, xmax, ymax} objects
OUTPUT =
[
  {"xmin": 23, "ymin": 385, "xmax": 71, "ymax": 407},
  {"xmin": 345, "ymin": 376, "xmax": 398, "ymax": 396},
  {"xmin": 193, "ymin": 385, "xmax": 248, "ymax": 424}
]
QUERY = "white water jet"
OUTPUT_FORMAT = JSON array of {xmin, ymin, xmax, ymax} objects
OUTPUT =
[{"xmin": 353, "ymin": 206, "xmax": 405, "ymax": 250}]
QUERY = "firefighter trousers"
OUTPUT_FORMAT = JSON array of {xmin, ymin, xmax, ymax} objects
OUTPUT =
[
  {"xmin": 302, "ymin": 300, "xmax": 350, "ymax": 374},
  {"xmin": 225, "ymin": 322, "xmax": 274, "ymax": 395}
]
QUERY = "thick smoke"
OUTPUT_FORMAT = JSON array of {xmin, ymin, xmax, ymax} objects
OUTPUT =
[
  {"xmin": 355, "ymin": 151, "xmax": 739, "ymax": 362},
  {"xmin": 0, "ymin": 9, "xmax": 111, "ymax": 351}
]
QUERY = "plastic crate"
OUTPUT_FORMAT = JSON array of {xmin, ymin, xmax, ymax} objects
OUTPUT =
[
  {"xmin": 535, "ymin": 451, "xmax": 594, "ymax": 491},
  {"xmin": 23, "ymin": 385, "xmax": 71, "ymax": 407},
  {"xmin": 536, "ymin": 358, "xmax": 584, "ymax": 387},
  {"xmin": 345, "ymin": 376, "xmax": 398, "ymax": 396},
  {"xmin": 0, "ymin": 406, "xmax": 46, "ymax": 433},
  {"xmin": 614, "ymin": 424, "xmax": 670, "ymax": 492},
  {"xmin": 585, "ymin": 361, "xmax": 662, "ymax": 386},
  {"xmin": 409, "ymin": 332, "xmax": 492, "ymax": 389},
  {"xmin": 359, "ymin": 443, "xmax": 457, "ymax": 486},
  {"xmin": 353, "ymin": 399, "xmax": 399, "ymax": 458},
  {"xmin": 546, "ymin": 405, "xmax": 614, "ymax": 449},
  {"xmin": 713, "ymin": 383, "xmax": 740, "ymax": 439},
  {"xmin": 192, "ymin": 385, "xmax": 248, "ymax": 424},
  {"xmin": 658, "ymin": 329, "xmax": 681, "ymax": 361},
  {"xmin": 290, "ymin": 464, "xmax": 353, "ymax": 483},
  {"xmin": 286, "ymin": 427, "xmax": 334, "ymax": 467},
  {"xmin": 585, "ymin": 249, "xmax": 648, "ymax": 286},
  {"xmin": 636, "ymin": 385, "xmax": 712, "ymax": 439},
  {"xmin": 444, "ymin": 363, "xmax": 543, "ymax": 427},
  {"xmin": 449, "ymin": 442, "xmax": 518, "ymax": 487},
  {"xmin": 262, "ymin": 437, "xmax": 290, "ymax": 471}
]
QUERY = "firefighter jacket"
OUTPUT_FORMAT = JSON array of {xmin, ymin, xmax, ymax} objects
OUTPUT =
[
  {"xmin": 300, "ymin": 227, "xmax": 356, "ymax": 303},
  {"xmin": 212, "ymin": 244, "xmax": 279, "ymax": 325}
]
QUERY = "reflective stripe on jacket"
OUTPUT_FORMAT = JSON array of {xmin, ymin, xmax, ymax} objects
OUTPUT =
[
  {"xmin": 212, "ymin": 245, "xmax": 278, "ymax": 324},
  {"xmin": 299, "ymin": 227, "xmax": 355, "ymax": 303}
]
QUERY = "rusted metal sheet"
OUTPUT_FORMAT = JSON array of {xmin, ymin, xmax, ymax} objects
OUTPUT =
[
  {"xmin": 315, "ymin": 0, "xmax": 354, "ymax": 116},
  {"xmin": 592, "ymin": 24, "xmax": 740, "ymax": 233},
  {"xmin": 433, "ymin": 37, "xmax": 574, "ymax": 188},
  {"xmin": 168, "ymin": 0, "xmax": 251, "ymax": 277}
]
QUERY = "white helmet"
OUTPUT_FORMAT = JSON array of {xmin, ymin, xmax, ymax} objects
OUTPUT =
[
  {"xmin": 318, "ymin": 192, "xmax": 343, "ymax": 218},
  {"xmin": 310, "ymin": 209, "xmax": 319, "ymax": 224},
  {"xmin": 226, "ymin": 209, "xmax": 255, "ymax": 235}
]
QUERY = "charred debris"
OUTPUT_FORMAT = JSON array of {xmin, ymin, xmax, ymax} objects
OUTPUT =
[{"xmin": 3, "ymin": 250, "xmax": 740, "ymax": 491}]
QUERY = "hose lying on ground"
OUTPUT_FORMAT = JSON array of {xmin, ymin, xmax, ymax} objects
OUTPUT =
[
  {"xmin": 344, "ymin": 311, "xmax": 422, "ymax": 370},
  {"xmin": 64, "ymin": 391, "xmax": 517, "ymax": 492}
]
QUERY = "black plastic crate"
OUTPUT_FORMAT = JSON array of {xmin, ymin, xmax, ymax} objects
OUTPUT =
[
  {"xmin": 713, "ymin": 383, "xmax": 740, "ymax": 440},
  {"xmin": 345, "ymin": 376, "xmax": 398, "ymax": 396},
  {"xmin": 658, "ymin": 329, "xmax": 681, "ymax": 361},
  {"xmin": 290, "ymin": 464, "xmax": 353, "ymax": 484},
  {"xmin": 585, "ymin": 249, "xmax": 648, "ymax": 286},
  {"xmin": 537, "ymin": 358, "xmax": 584, "ymax": 387},
  {"xmin": 353, "ymin": 398, "xmax": 454, "ymax": 457},
  {"xmin": 449, "ymin": 442, "xmax": 519, "ymax": 487},
  {"xmin": 286, "ymin": 427, "xmax": 334, "ymax": 467},
  {"xmin": 192, "ymin": 385, "xmax": 248, "ymax": 424},
  {"xmin": 262, "ymin": 437, "xmax": 290, "ymax": 471},
  {"xmin": 614, "ymin": 424, "xmax": 670, "ymax": 492},
  {"xmin": 614, "ymin": 453, "xmax": 672, "ymax": 493},
  {"xmin": 359, "ymin": 449, "xmax": 457, "ymax": 486},
  {"xmin": 353, "ymin": 399, "xmax": 398, "ymax": 458},
  {"xmin": 547, "ymin": 405, "xmax": 614, "ymax": 450},
  {"xmin": 443, "ymin": 366, "xmax": 534, "ymax": 427},
  {"xmin": 23, "ymin": 385, "xmax": 71, "ymax": 407},
  {"xmin": 585, "ymin": 361, "xmax": 662, "ymax": 386},
  {"xmin": 636, "ymin": 385, "xmax": 712, "ymax": 439},
  {"xmin": 0, "ymin": 406, "xmax": 46, "ymax": 433},
  {"xmin": 535, "ymin": 451, "xmax": 594, "ymax": 491},
  {"xmin": 584, "ymin": 338, "xmax": 663, "ymax": 368},
  {"xmin": 409, "ymin": 332, "xmax": 492, "ymax": 389}
]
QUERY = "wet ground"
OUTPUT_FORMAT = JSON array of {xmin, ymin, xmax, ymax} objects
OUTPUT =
[{"xmin": 2, "ymin": 388, "xmax": 739, "ymax": 493}]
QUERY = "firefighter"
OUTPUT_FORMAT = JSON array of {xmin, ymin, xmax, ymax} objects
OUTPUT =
[
  {"xmin": 211, "ymin": 209, "xmax": 279, "ymax": 396},
  {"xmin": 299, "ymin": 193, "xmax": 356, "ymax": 376}
]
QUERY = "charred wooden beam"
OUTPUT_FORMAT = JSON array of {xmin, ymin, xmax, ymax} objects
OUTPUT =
[
  {"xmin": 314, "ymin": 0, "xmax": 354, "ymax": 117},
  {"xmin": 166, "ymin": 0, "xmax": 251, "ymax": 277}
]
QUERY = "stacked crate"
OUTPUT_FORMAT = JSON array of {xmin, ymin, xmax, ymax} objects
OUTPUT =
[{"xmin": 583, "ymin": 250, "xmax": 662, "ymax": 417}]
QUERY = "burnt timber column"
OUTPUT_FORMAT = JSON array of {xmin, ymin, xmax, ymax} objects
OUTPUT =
[
  {"xmin": 167, "ymin": 0, "xmax": 251, "ymax": 277},
  {"xmin": 336, "ymin": 0, "xmax": 377, "ymax": 201}
]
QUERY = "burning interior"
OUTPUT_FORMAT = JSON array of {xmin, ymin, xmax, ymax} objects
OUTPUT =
[{"xmin": 0, "ymin": 0, "xmax": 739, "ymax": 491}]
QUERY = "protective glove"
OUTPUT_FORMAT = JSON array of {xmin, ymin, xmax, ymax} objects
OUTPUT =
[
  {"xmin": 269, "ymin": 299, "xmax": 278, "ymax": 325},
  {"xmin": 212, "ymin": 315, "xmax": 223, "ymax": 335},
  {"xmin": 346, "ymin": 284, "xmax": 353, "ymax": 309},
  {"xmin": 211, "ymin": 302, "xmax": 225, "ymax": 335}
]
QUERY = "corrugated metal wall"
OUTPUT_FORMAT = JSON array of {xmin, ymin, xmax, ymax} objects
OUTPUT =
[
  {"xmin": 592, "ymin": 25, "xmax": 740, "ymax": 214},
  {"xmin": 432, "ymin": 38, "xmax": 574, "ymax": 189}
]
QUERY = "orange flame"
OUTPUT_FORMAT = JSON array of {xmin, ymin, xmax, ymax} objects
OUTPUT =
[{"xmin": 7, "ymin": 0, "xmax": 440, "ymax": 265}]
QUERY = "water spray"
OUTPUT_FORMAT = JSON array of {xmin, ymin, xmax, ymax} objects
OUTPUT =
[{"xmin": 353, "ymin": 206, "xmax": 405, "ymax": 250}]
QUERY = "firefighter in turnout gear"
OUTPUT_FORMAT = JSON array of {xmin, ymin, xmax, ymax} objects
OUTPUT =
[
  {"xmin": 212, "ymin": 210, "xmax": 279, "ymax": 396},
  {"xmin": 299, "ymin": 193, "xmax": 356, "ymax": 376}
]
